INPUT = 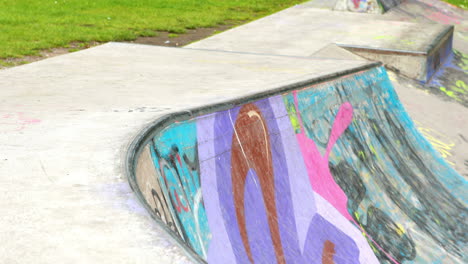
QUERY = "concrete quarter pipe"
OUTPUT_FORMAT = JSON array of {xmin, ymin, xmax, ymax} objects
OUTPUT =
[{"xmin": 127, "ymin": 65, "xmax": 467, "ymax": 263}]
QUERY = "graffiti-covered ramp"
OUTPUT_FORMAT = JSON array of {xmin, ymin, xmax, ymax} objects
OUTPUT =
[
  {"xmin": 128, "ymin": 45, "xmax": 467, "ymax": 262},
  {"xmin": 0, "ymin": 42, "xmax": 376, "ymax": 263}
]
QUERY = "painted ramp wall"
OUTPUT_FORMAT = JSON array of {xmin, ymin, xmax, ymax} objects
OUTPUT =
[{"xmin": 127, "ymin": 66, "xmax": 467, "ymax": 264}]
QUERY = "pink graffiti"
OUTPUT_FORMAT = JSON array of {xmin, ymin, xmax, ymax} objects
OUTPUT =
[
  {"xmin": 352, "ymin": 0, "xmax": 361, "ymax": 8},
  {"xmin": 293, "ymin": 91, "xmax": 353, "ymax": 221},
  {"xmin": 1, "ymin": 112, "xmax": 41, "ymax": 131},
  {"xmin": 427, "ymin": 11, "xmax": 461, "ymax": 24},
  {"xmin": 292, "ymin": 91, "xmax": 400, "ymax": 264}
]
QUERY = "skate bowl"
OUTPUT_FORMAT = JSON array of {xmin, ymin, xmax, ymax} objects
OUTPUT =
[{"xmin": 126, "ymin": 64, "xmax": 467, "ymax": 263}]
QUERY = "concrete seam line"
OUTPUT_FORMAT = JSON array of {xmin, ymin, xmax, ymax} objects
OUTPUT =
[{"xmin": 337, "ymin": 44, "xmax": 428, "ymax": 56}]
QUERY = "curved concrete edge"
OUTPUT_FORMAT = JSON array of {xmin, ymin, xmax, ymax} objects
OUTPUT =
[
  {"xmin": 124, "ymin": 62, "xmax": 381, "ymax": 263},
  {"xmin": 124, "ymin": 114, "xmax": 207, "ymax": 264}
]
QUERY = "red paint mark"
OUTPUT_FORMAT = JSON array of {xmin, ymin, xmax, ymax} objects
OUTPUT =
[
  {"xmin": 322, "ymin": 240, "xmax": 336, "ymax": 264},
  {"xmin": 174, "ymin": 189, "xmax": 189, "ymax": 213},
  {"xmin": 176, "ymin": 153, "xmax": 183, "ymax": 166},
  {"xmin": 231, "ymin": 104, "xmax": 285, "ymax": 264}
]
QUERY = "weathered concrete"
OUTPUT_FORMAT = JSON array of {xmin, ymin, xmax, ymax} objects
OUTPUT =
[
  {"xmin": 187, "ymin": 5, "xmax": 452, "ymax": 82},
  {"xmin": 0, "ymin": 43, "xmax": 373, "ymax": 263}
]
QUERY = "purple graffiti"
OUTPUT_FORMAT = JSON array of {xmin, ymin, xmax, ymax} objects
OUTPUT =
[{"xmin": 198, "ymin": 95, "xmax": 377, "ymax": 263}]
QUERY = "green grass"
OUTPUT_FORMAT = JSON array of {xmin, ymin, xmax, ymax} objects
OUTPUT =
[
  {"xmin": 0, "ymin": 0, "xmax": 305, "ymax": 60},
  {"xmin": 443, "ymin": 0, "xmax": 468, "ymax": 9}
]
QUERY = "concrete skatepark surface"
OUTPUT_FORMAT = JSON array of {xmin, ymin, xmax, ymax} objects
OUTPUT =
[
  {"xmin": 0, "ymin": 43, "xmax": 378, "ymax": 263},
  {"xmin": 0, "ymin": 0, "xmax": 467, "ymax": 263}
]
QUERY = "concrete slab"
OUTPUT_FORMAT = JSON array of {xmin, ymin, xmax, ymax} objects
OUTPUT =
[
  {"xmin": 186, "ymin": 6, "xmax": 453, "ymax": 82},
  {"xmin": 0, "ymin": 42, "xmax": 374, "ymax": 263}
]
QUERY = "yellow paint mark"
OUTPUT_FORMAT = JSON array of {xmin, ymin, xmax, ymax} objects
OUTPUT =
[
  {"xmin": 369, "ymin": 144, "xmax": 377, "ymax": 156},
  {"xmin": 456, "ymin": 80, "xmax": 467, "ymax": 91},
  {"xmin": 440, "ymin": 87, "xmax": 461, "ymax": 101},
  {"xmin": 450, "ymin": 85, "xmax": 467, "ymax": 94},
  {"xmin": 374, "ymin": 35, "xmax": 394, "ymax": 40},
  {"xmin": 368, "ymin": 144, "xmax": 380, "ymax": 161},
  {"xmin": 401, "ymin": 39, "xmax": 415, "ymax": 45},
  {"xmin": 416, "ymin": 124, "xmax": 456, "ymax": 165},
  {"xmin": 286, "ymin": 103, "xmax": 301, "ymax": 133},
  {"xmin": 370, "ymin": 244, "xmax": 378, "ymax": 253},
  {"xmin": 396, "ymin": 223, "xmax": 406, "ymax": 236},
  {"xmin": 387, "ymin": 71, "xmax": 397, "ymax": 81},
  {"xmin": 358, "ymin": 151, "xmax": 365, "ymax": 160},
  {"xmin": 460, "ymin": 51, "xmax": 468, "ymax": 71},
  {"xmin": 354, "ymin": 212, "xmax": 360, "ymax": 221},
  {"xmin": 461, "ymin": 62, "xmax": 468, "ymax": 72}
]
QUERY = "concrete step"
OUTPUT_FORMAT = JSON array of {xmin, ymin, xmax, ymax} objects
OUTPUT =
[{"xmin": 186, "ymin": 6, "xmax": 453, "ymax": 83}]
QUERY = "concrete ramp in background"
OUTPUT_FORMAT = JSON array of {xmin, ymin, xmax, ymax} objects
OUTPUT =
[
  {"xmin": 128, "ymin": 55, "xmax": 467, "ymax": 263},
  {"xmin": 186, "ymin": 0, "xmax": 468, "ymax": 175},
  {"xmin": 334, "ymin": 0, "xmax": 403, "ymax": 13},
  {"xmin": 301, "ymin": 0, "xmax": 402, "ymax": 13},
  {"xmin": 186, "ymin": 6, "xmax": 453, "ymax": 83}
]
